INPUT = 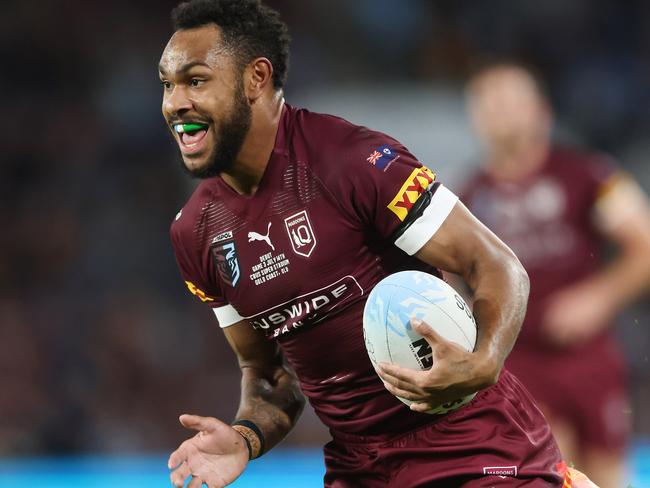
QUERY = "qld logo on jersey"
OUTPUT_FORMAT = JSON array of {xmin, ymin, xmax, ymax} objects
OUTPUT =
[
  {"xmin": 387, "ymin": 166, "xmax": 436, "ymax": 221},
  {"xmin": 366, "ymin": 144, "xmax": 399, "ymax": 171},
  {"xmin": 211, "ymin": 231, "xmax": 241, "ymax": 287},
  {"xmin": 284, "ymin": 210, "xmax": 316, "ymax": 257}
]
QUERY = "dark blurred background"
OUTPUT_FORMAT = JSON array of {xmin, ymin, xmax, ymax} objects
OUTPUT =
[{"xmin": 1, "ymin": 0, "xmax": 649, "ymax": 456}]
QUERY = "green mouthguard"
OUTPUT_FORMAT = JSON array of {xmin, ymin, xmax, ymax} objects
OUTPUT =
[{"xmin": 175, "ymin": 123, "xmax": 208, "ymax": 133}]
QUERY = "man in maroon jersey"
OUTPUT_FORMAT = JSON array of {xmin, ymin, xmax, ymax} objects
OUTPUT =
[
  {"xmin": 159, "ymin": 1, "xmax": 572, "ymax": 487},
  {"xmin": 462, "ymin": 62, "xmax": 650, "ymax": 487}
]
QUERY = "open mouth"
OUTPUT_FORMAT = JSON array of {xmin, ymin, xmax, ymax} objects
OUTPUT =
[{"xmin": 173, "ymin": 122, "xmax": 210, "ymax": 154}]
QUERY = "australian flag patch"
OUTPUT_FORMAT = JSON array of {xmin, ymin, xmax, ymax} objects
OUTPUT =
[{"xmin": 366, "ymin": 144, "xmax": 399, "ymax": 171}]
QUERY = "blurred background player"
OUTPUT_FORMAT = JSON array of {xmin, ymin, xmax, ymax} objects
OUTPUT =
[{"xmin": 461, "ymin": 61, "xmax": 650, "ymax": 487}]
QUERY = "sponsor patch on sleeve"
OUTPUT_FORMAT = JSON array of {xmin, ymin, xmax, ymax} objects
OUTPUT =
[
  {"xmin": 185, "ymin": 280, "xmax": 215, "ymax": 302},
  {"xmin": 366, "ymin": 144, "xmax": 399, "ymax": 171},
  {"xmin": 387, "ymin": 166, "xmax": 436, "ymax": 221}
]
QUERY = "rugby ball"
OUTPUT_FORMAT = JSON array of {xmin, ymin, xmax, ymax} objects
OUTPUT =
[{"xmin": 363, "ymin": 270, "xmax": 478, "ymax": 414}]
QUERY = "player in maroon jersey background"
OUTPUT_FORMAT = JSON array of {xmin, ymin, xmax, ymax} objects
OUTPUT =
[{"xmin": 461, "ymin": 62, "xmax": 650, "ymax": 487}]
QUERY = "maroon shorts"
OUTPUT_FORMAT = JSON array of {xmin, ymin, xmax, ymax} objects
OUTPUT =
[
  {"xmin": 324, "ymin": 370, "xmax": 563, "ymax": 487},
  {"xmin": 506, "ymin": 338, "xmax": 630, "ymax": 453}
]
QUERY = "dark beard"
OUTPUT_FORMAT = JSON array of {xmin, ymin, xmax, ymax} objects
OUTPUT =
[{"xmin": 180, "ymin": 81, "xmax": 252, "ymax": 179}]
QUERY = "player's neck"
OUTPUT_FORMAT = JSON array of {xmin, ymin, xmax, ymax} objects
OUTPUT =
[
  {"xmin": 221, "ymin": 93, "xmax": 285, "ymax": 196},
  {"xmin": 485, "ymin": 136, "xmax": 550, "ymax": 182}
]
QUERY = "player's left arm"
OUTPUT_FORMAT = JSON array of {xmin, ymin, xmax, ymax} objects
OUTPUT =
[
  {"xmin": 315, "ymin": 130, "xmax": 528, "ymax": 411},
  {"xmin": 542, "ymin": 174, "xmax": 650, "ymax": 345},
  {"xmin": 379, "ymin": 200, "xmax": 529, "ymax": 412}
]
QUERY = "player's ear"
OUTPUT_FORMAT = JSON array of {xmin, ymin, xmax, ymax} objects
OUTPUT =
[{"xmin": 245, "ymin": 57, "xmax": 274, "ymax": 102}]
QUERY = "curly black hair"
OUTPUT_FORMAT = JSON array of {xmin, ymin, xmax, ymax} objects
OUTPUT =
[{"xmin": 171, "ymin": 0, "xmax": 290, "ymax": 89}]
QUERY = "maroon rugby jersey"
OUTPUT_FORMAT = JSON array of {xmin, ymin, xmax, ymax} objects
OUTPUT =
[
  {"xmin": 171, "ymin": 104, "xmax": 459, "ymax": 437},
  {"xmin": 461, "ymin": 147, "xmax": 618, "ymax": 351}
]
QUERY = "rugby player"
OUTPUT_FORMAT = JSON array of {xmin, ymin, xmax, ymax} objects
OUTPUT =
[
  {"xmin": 160, "ymin": 1, "xmax": 580, "ymax": 486},
  {"xmin": 462, "ymin": 62, "xmax": 650, "ymax": 487}
]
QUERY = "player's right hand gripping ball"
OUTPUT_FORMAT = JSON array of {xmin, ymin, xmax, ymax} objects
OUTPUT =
[{"xmin": 363, "ymin": 270, "xmax": 478, "ymax": 414}]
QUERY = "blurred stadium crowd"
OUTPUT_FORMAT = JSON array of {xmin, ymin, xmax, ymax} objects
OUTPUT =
[{"xmin": 2, "ymin": 0, "xmax": 649, "ymax": 455}]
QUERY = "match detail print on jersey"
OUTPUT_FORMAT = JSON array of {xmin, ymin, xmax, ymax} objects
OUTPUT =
[{"xmin": 249, "ymin": 250, "xmax": 290, "ymax": 287}]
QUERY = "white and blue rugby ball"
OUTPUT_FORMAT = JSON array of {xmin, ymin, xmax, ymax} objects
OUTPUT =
[{"xmin": 363, "ymin": 270, "xmax": 478, "ymax": 414}]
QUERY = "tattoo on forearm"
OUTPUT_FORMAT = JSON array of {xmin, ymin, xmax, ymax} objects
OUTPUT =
[{"xmin": 235, "ymin": 368, "xmax": 304, "ymax": 454}]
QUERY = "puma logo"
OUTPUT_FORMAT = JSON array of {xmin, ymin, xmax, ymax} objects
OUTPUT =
[{"xmin": 248, "ymin": 222, "xmax": 275, "ymax": 251}]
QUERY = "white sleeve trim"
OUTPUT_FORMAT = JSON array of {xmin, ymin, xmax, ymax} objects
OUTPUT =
[
  {"xmin": 213, "ymin": 304, "xmax": 244, "ymax": 328},
  {"xmin": 394, "ymin": 184, "xmax": 459, "ymax": 256}
]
